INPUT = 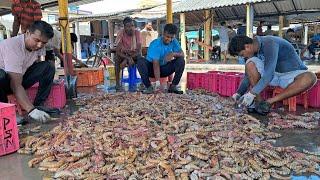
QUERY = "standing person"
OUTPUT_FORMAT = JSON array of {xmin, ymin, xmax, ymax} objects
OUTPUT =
[
  {"xmin": 0, "ymin": 21, "xmax": 56, "ymax": 123},
  {"xmin": 284, "ymin": 28, "xmax": 296, "ymax": 43},
  {"xmin": 227, "ymin": 26, "xmax": 236, "ymax": 41},
  {"xmin": 229, "ymin": 35, "xmax": 316, "ymax": 115},
  {"xmin": 137, "ymin": 24, "xmax": 185, "ymax": 94},
  {"xmin": 216, "ymin": 22, "xmax": 229, "ymax": 63},
  {"xmin": 11, "ymin": 0, "xmax": 42, "ymax": 37},
  {"xmin": 141, "ymin": 21, "xmax": 158, "ymax": 56},
  {"xmin": 256, "ymin": 21, "xmax": 264, "ymax": 36},
  {"xmin": 115, "ymin": 17, "xmax": 142, "ymax": 90},
  {"xmin": 264, "ymin": 25, "xmax": 274, "ymax": 36},
  {"xmin": 44, "ymin": 29, "xmax": 63, "ymax": 65},
  {"xmin": 237, "ymin": 21, "xmax": 246, "ymax": 36}
]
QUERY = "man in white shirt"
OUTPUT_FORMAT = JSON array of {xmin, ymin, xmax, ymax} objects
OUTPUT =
[{"xmin": 0, "ymin": 21, "xmax": 55, "ymax": 123}]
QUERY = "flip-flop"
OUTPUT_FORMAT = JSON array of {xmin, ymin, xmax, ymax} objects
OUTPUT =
[{"xmin": 255, "ymin": 101, "xmax": 271, "ymax": 116}]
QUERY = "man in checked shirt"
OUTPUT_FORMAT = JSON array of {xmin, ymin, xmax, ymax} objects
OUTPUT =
[{"xmin": 11, "ymin": 0, "xmax": 42, "ymax": 37}]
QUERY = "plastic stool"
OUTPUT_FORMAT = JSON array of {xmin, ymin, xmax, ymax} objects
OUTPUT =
[
  {"xmin": 121, "ymin": 65, "xmax": 141, "ymax": 86},
  {"xmin": 272, "ymin": 87, "xmax": 308, "ymax": 112}
]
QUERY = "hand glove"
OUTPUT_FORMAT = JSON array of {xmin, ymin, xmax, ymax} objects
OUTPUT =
[
  {"xmin": 240, "ymin": 92, "xmax": 256, "ymax": 106},
  {"xmin": 232, "ymin": 93, "xmax": 241, "ymax": 101},
  {"xmin": 28, "ymin": 108, "xmax": 51, "ymax": 123},
  {"xmin": 155, "ymin": 80, "xmax": 161, "ymax": 90}
]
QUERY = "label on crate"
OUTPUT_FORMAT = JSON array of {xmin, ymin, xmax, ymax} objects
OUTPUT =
[{"xmin": 2, "ymin": 117, "xmax": 14, "ymax": 148}]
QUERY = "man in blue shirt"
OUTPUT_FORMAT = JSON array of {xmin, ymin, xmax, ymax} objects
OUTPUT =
[
  {"xmin": 137, "ymin": 24, "xmax": 185, "ymax": 94},
  {"xmin": 229, "ymin": 35, "xmax": 317, "ymax": 115}
]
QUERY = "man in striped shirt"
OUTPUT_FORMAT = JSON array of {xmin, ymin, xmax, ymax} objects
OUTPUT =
[{"xmin": 11, "ymin": 0, "xmax": 42, "ymax": 36}]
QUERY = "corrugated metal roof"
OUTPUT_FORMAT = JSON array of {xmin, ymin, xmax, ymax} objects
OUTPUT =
[
  {"xmin": 130, "ymin": 1, "xmax": 181, "ymax": 19},
  {"xmin": 174, "ymin": 0, "xmax": 270, "ymax": 13},
  {"xmin": 175, "ymin": 0, "xmax": 320, "ymax": 23},
  {"xmin": 70, "ymin": 9, "xmax": 142, "ymax": 22}
]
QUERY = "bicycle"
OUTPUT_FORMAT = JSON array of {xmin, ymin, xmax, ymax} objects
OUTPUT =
[{"xmin": 85, "ymin": 38, "xmax": 115, "ymax": 68}]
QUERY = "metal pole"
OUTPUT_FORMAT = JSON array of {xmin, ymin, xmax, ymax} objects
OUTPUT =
[
  {"xmin": 180, "ymin": 13, "xmax": 186, "ymax": 57},
  {"xmin": 166, "ymin": 0, "xmax": 173, "ymax": 23},
  {"xmin": 304, "ymin": 25, "xmax": 308, "ymax": 45},
  {"xmin": 75, "ymin": 21, "xmax": 82, "ymax": 60},
  {"xmin": 204, "ymin": 10, "xmax": 211, "ymax": 61},
  {"xmin": 58, "ymin": 0, "xmax": 74, "ymax": 75},
  {"xmin": 246, "ymin": 3, "xmax": 254, "ymax": 38},
  {"xmin": 279, "ymin": 16, "xmax": 284, "ymax": 38}
]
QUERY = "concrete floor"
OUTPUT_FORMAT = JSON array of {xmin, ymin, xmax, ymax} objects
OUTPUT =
[{"xmin": 1, "ymin": 68, "xmax": 320, "ymax": 180}]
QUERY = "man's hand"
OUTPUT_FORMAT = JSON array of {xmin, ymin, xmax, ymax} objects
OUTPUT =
[
  {"xmin": 28, "ymin": 108, "xmax": 51, "ymax": 123},
  {"xmin": 165, "ymin": 53, "xmax": 175, "ymax": 62},
  {"xmin": 240, "ymin": 92, "xmax": 256, "ymax": 106},
  {"xmin": 232, "ymin": 93, "xmax": 241, "ymax": 101}
]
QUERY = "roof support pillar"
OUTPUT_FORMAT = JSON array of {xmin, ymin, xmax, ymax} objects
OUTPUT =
[
  {"xmin": 75, "ymin": 21, "xmax": 82, "ymax": 60},
  {"xmin": 279, "ymin": 15, "xmax": 284, "ymax": 38},
  {"xmin": 180, "ymin": 13, "xmax": 187, "ymax": 60},
  {"xmin": 304, "ymin": 25, "xmax": 308, "ymax": 45},
  {"xmin": 156, "ymin": 19, "xmax": 161, "ymax": 34},
  {"xmin": 246, "ymin": 3, "xmax": 254, "ymax": 38},
  {"xmin": 204, "ymin": 10, "xmax": 211, "ymax": 61},
  {"xmin": 166, "ymin": 0, "xmax": 173, "ymax": 23},
  {"xmin": 58, "ymin": 0, "xmax": 74, "ymax": 76},
  {"xmin": 108, "ymin": 20, "xmax": 115, "ymax": 62}
]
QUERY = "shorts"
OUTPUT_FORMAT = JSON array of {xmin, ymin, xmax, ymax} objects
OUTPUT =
[
  {"xmin": 246, "ymin": 57, "xmax": 307, "ymax": 89},
  {"xmin": 220, "ymin": 42, "xmax": 229, "ymax": 52}
]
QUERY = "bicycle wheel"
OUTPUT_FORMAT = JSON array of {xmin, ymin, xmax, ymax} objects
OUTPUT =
[{"xmin": 86, "ymin": 55, "xmax": 102, "ymax": 68}]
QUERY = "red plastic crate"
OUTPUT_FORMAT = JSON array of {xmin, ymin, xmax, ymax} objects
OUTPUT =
[
  {"xmin": 187, "ymin": 72, "xmax": 205, "ymax": 90},
  {"xmin": 0, "ymin": 103, "xmax": 20, "ymax": 156},
  {"xmin": 308, "ymin": 80, "xmax": 320, "ymax": 108},
  {"xmin": 187, "ymin": 72, "xmax": 196, "ymax": 90},
  {"xmin": 226, "ymin": 73, "xmax": 244, "ymax": 96},
  {"xmin": 208, "ymin": 72, "xmax": 219, "ymax": 93},
  {"xmin": 261, "ymin": 86, "xmax": 274, "ymax": 100},
  {"xmin": 218, "ymin": 72, "xmax": 227, "ymax": 96},
  {"xmin": 27, "ymin": 80, "xmax": 66, "ymax": 109},
  {"xmin": 8, "ymin": 80, "xmax": 66, "ymax": 114}
]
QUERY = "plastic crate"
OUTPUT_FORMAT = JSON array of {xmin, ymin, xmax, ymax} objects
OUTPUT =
[
  {"xmin": 226, "ymin": 73, "xmax": 244, "ymax": 96},
  {"xmin": 261, "ymin": 86, "xmax": 274, "ymax": 100},
  {"xmin": 97, "ymin": 68, "xmax": 104, "ymax": 84},
  {"xmin": 0, "ymin": 103, "xmax": 19, "ymax": 156},
  {"xmin": 74, "ymin": 68, "xmax": 100, "ymax": 87},
  {"xmin": 187, "ymin": 72, "xmax": 204, "ymax": 90},
  {"xmin": 8, "ymin": 80, "xmax": 66, "ymax": 114},
  {"xmin": 308, "ymin": 80, "xmax": 320, "ymax": 108},
  {"xmin": 107, "ymin": 66, "xmax": 116, "ymax": 80},
  {"xmin": 217, "ymin": 72, "xmax": 227, "ymax": 96},
  {"xmin": 187, "ymin": 72, "xmax": 196, "ymax": 90}
]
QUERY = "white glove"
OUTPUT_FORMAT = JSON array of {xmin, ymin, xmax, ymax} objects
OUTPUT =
[
  {"xmin": 28, "ymin": 108, "xmax": 51, "ymax": 123},
  {"xmin": 155, "ymin": 80, "xmax": 161, "ymax": 90},
  {"xmin": 240, "ymin": 92, "xmax": 256, "ymax": 106},
  {"xmin": 232, "ymin": 93, "xmax": 241, "ymax": 101}
]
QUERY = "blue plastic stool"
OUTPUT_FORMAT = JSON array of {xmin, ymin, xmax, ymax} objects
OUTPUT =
[{"xmin": 121, "ymin": 65, "xmax": 141, "ymax": 90}]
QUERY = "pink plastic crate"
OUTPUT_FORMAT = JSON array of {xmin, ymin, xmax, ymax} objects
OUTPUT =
[
  {"xmin": 208, "ymin": 72, "xmax": 219, "ymax": 93},
  {"xmin": 261, "ymin": 86, "xmax": 274, "ymax": 100},
  {"xmin": 187, "ymin": 72, "xmax": 196, "ymax": 90},
  {"xmin": 0, "ymin": 103, "xmax": 20, "ymax": 156},
  {"xmin": 226, "ymin": 73, "xmax": 244, "ymax": 96},
  {"xmin": 187, "ymin": 72, "xmax": 206, "ymax": 90},
  {"xmin": 8, "ymin": 80, "xmax": 66, "ymax": 113},
  {"xmin": 218, "ymin": 72, "xmax": 227, "ymax": 96},
  {"xmin": 28, "ymin": 80, "xmax": 66, "ymax": 109},
  {"xmin": 308, "ymin": 80, "xmax": 320, "ymax": 108},
  {"xmin": 199, "ymin": 73, "xmax": 206, "ymax": 89}
]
